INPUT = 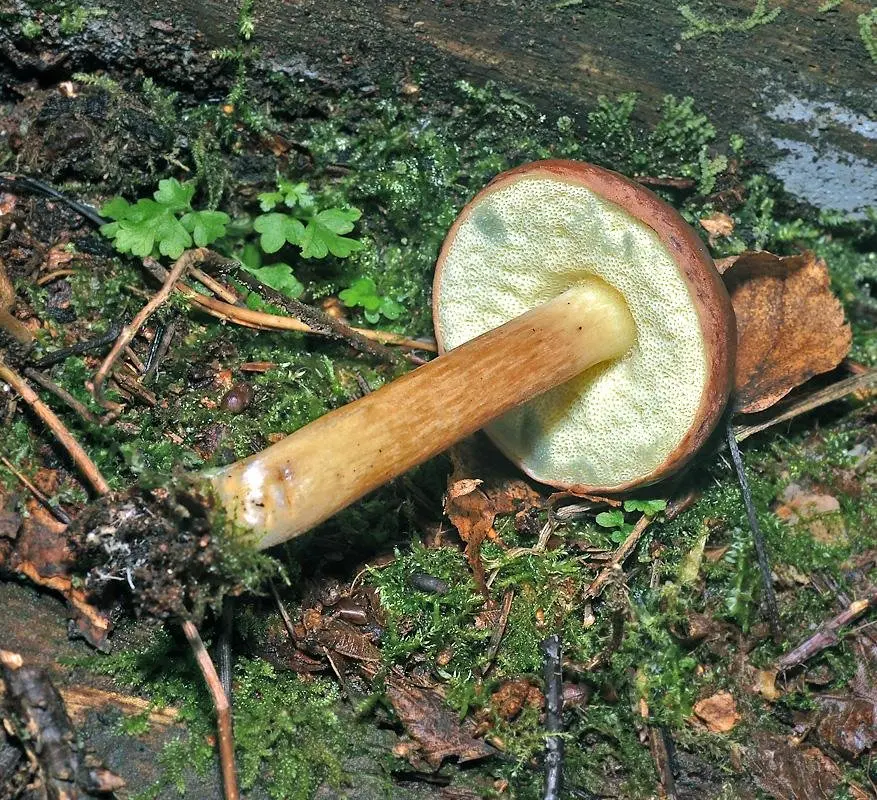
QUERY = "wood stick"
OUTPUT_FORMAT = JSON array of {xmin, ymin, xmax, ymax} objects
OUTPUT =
[
  {"xmin": 181, "ymin": 620, "xmax": 239, "ymax": 800},
  {"xmin": 0, "ymin": 360, "xmax": 110, "ymax": 495},
  {"xmin": 583, "ymin": 514, "xmax": 652, "ymax": 601}
]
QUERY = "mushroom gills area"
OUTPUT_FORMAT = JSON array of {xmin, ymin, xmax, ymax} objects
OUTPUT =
[{"xmin": 435, "ymin": 176, "xmax": 709, "ymax": 489}]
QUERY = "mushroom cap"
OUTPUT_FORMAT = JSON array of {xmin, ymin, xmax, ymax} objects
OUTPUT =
[{"xmin": 433, "ymin": 159, "xmax": 735, "ymax": 494}]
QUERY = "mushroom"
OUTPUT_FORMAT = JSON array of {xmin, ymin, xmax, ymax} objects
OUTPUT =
[{"xmin": 207, "ymin": 160, "xmax": 735, "ymax": 550}]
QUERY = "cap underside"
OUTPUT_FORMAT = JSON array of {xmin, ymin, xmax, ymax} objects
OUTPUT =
[{"xmin": 435, "ymin": 176, "xmax": 709, "ymax": 489}]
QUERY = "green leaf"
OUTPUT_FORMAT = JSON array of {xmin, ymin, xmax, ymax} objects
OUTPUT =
[
  {"xmin": 153, "ymin": 178, "xmax": 195, "ymax": 211},
  {"xmin": 300, "ymin": 208, "xmax": 363, "ymax": 259},
  {"xmin": 623, "ymin": 499, "xmax": 667, "ymax": 516},
  {"xmin": 595, "ymin": 510, "xmax": 625, "ymax": 528},
  {"xmin": 253, "ymin": 213, "xmax": 305, "ymax": 254},
  {"xmin": 243, "ymin": 263, "xmax": 304, "ymax": 299},
  {"xmin": 181, "ymin": 210, "xmax": 230, "ymax": 247},
  {"xmin": 278, "ymin": 179, "xmax": 315, "ymax": 211},
  {"xmin": 257, "ymin": 191, "xmax": 284, "ymax": 212},
  {"xmin": 100, "ymin": 196, "xmax": 130, "ymax": 219},
  {"xmin": 152, "ymin": 212, "xmax": 192, "ymax": 258}
]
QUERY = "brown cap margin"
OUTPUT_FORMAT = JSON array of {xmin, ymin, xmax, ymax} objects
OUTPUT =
[{"xmin": 432, "ymin": 159, "xmax": 736, "ymax": 495}]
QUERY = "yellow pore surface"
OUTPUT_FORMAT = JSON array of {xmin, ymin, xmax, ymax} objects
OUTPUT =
[{"xmin": 435, "ymin": 176, "xmax": 709, "ymax": 489}]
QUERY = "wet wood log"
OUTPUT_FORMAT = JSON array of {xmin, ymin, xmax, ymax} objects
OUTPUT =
[{"xmin": 2, "ymin": 0, "xmax": 873, "ymax": 212}]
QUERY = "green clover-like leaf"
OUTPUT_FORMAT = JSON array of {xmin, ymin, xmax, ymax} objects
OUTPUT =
[
  {"xmin": 153, "ymin": 178, "xmax": 195, "ymax": 212},
  {"xmin": 181, "ymin": 210, "xmax": 230, "ymax": 247},
  {"xmin": 253, "ymin": 213, "xmax": 305, "ymax": 254},
  {"xmin": 300, "ymin": 208, "xmax": 363, "ymax": 259}
]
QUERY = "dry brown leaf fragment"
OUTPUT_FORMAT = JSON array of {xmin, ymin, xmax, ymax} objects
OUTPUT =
[
  {"xmin": 699, "ymin": 211, "xmax": 735, "ymax": 243},
  {"xmin": 744, "ymin": 733, "xmax": 841, "ymax": 800},
  {"xmin": 385, "ymin": 675, "xmax": 495, "ymax": 768},
  {"xmin": 693, "ymin": 690, "xmax": 741, "ymax": 732},
  {"xmin": 775, "ymin": 483, "xmax": 846, "ymax": 545},
  {"xmin": 717, "ymin": 250, "xmax": 851, "ymax": 414}
]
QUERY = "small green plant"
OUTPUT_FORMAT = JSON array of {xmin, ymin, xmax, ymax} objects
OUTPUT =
[
  {"xmin": 678, "ymin": 0, "xmax": 781, "ymax": 40},
  {"xmin": 339, "ymin": 277, "xmax": 403, "ymax": 323},
  {"xmin": 596, "ymin": 499, "xmax": 667, "ymax": 543},
  {"xmin": 254, "ymin": 180, "xmax": 364, "ymax": 260},
  {"xmin": 859, "ymin": 8, "xmax": 877, "ymax": 63},
  {"xmin": 100, "ymin": 178, "xmax": 229, "ymax": 259},
  {"xmin": 59, "ymin": 5, "xmax": 105, "ymax": 35},
  {"xmin": 20, "ymin": 18, "xmax": 43, "ymax": 38}
]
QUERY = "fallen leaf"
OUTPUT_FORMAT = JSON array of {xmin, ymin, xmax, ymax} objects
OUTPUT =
[
  {"xmin": 693, "ymin": 690, "xmax": 740, "ymax": 732},
  {"xmin": 717, "ymin": 251, "xmax": 851, "ymax": 413},
  {"xmin": 775, "ymin": 483, "xmax": 846, "ymax": 545},
  {"xmin": 754, "ymin": 669, "xmax": 781, "ymax": 702},
  {"xmin": 699, "ymin": 211, "xmax": 735, "ymax": 243},
  {"xmin": 445, "ymin": 444, "xmax": 541, "ymax": 594},
  {"xmin": 745, "ymin": 733, "xmax": 841, "ymax": 800},
  {"xmin": 385, "ymin": 675, "xmax": 495, "ymax": 768},
  {"xmin": 814, "ymin": 694, "xmax": 877, "ymax": 760}
]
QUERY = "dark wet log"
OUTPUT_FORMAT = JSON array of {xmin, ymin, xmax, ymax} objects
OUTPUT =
[{"xmin": 2, "ymin": 1, "xmax": 873, "ymax": 212}]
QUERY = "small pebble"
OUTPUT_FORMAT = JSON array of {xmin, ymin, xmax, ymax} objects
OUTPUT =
[
  {"xmin": 220, "ymin": 382, "xmax": 254, "ymax": 414},
  {"xmin": 408, "ymin": 572, "xmax": 449, "ymax": 595}
]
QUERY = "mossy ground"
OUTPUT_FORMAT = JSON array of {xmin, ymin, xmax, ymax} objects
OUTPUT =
[{"xmin": 1, "ymin": 21, "xmax": 876, "ymax": 798}]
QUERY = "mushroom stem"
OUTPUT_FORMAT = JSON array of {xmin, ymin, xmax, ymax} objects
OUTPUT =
[{"xmin": 207, "ymin": 278, "xmax": 636, "ymax": 549}]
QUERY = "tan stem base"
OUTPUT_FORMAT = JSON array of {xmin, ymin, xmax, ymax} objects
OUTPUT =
[{"xmin": 207, "ymin": 279, "xmax": 636, "ymax": 549}]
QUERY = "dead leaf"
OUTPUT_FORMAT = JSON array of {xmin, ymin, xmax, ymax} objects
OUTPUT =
[
  {"xmin": 754, "ymin": 669, "xmax": 781, "ymax": 702},
  {"xmin": 693, "ymin": 691, "xmax": 740, "ymax": 732},
  {"xmin": 814, "ymin": 694, "xmax": 877, "ymax": 760},
  {"xmin": 745, "ymin": 733, "xmax": 841, "ymax": 800},
  {"xmin": 717, "ymin": 251, "xmax": 851, "ymax": 413},
  {"xmin": 775, "ymin": 483, "xmax": 846, "ymax": 545},
  {"xmin": 385, "ymin": 675, "xmax": 495, "ymax": 768},
  {"xmin": 445, "ymin": 445, "xmax": 541, "ymax": 595},
  {"xmin": 699, "ymin": 211, "xmax": 735, "ymax": 244}
]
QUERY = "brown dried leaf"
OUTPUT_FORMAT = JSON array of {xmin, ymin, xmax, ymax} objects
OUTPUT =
[
  {"xmin": 717, "ymin": 251, "xmax": 851, "ymax": 413},
  {"xmin": 693, "ymin": 691, "xmax": 740, "ymax": 732},
  {"xmin": 385, "ymin": 675, "xmax": 495, "ymax": 768},
  {"xmin": 699, "ymin": 211, "xmax": 735, "ymax": 243},
  {"xmin": 490, "ymin": 679, "xmax": 543, "ymax": 721},
  {"xmin": 775, "ymin": 483, "xmax": 846, "ymax": 545},
  {"xmin": 745, "ymin": 733, "xmax": 841, "ymax": 800},
  {"xmin": 814, "ymin": 694, "xmax": 877, "ymax": 760}
]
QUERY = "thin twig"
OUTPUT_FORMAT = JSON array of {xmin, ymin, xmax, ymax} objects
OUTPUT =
[
  {"xmin": 734, "ymin": 370, "xmax": 877, "ymax": 442},
  {"xmin": 0, "ymin": 360, "xmax": 110, "ymax": 495},
  {"xmin": 583, "ymin": 514, "xmax": 652, "ymax": 600},
  {"xmin": 23, "ymin": 367, "xmax": 106, "ymax": 425},
  {"xmin": 0, "ymin": 174, "xmax": 105, "ymax": 225},
  {"xmin": 189, "ymin": 267, "xmax": 240, "ymax": 304},
  {"xmin": 142, "ymin": 258, "xmax": 436, "ymax": 352},
  {"xmin": 0, "ymin": 453, "xmax": 71, "ymax": 524},
  {"xmin": 482, "ymin": 590, "xmax": 515, "ymax": 677},
  {"xmin": 776, "ymin": 588, "xmax": 877, "ymax": 671},
  {"xmin": 726, "ymin": 421, "xmax": 781, "ymax": 642},
  {"xmin": 235, "ymin": 270, "xmax": 405, "ymax": 365},
  {"xmin": 540, "ymin": 634, "xmax": 564, "ymax": 800},
  {"xmin": 30, "ymin": 322, "xmax": 123, "ymax": 369},
  {"xmin": 648, "ymin": 726, "xmax": 678, "ymax": 799},
  {"xmin": 143, "ymin": 318, "xmax": 177, "ymax": 384},
  {"xmin": 269, "ymin": 578, "xmax": 298, "ymax": 640},
  {"xmin": 215, "ymin": 597, "xmax": 235, "ymax": 705},
  {"xmin": 181, "ymin": 620, "xmax": 239, "ymax": 800},
  {"xmin": 92, "ymin": 249, "xmax": 205, "ymax": 408}
]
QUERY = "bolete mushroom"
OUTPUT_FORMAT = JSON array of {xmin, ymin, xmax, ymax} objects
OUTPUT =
[{"xmin": 207, "ymin": 160, "xmax": 735, "ymax": 550}]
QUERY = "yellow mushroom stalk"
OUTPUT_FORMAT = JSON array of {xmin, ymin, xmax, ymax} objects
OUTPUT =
[{"xmin": 206, "ymin": 278, "xmax": 636, "ymax": 549}]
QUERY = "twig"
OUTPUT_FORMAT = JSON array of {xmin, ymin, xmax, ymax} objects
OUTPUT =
[
  {"xmin": 181, "ymin": 620, "xmax": 239, "ymax": 800},
  {"xmin": 648, "ymin": 726, "xmax": 678, "ymax": 799},
  {"xmin": 733, "ymin": 370, "xmax": 877, "ymax": 442},
  {"xmin": 189, "ymin": 267, "xmax": 240, "ymax": 304},
  {"xmin": 482, "ymin": 590, "xmax": 515, "ymax": 677},
  {"xmin": 726, "ymin": 421, "xmax": 781, "ymax": 642},
  {"xmin": 23, "ymin": 366, "xmax": 106, "ymax": 425},
  {"xmin": 92, "ymin": 249, "xmax": 205, "ymax": 408},
  {"xmin": 36, "ymin": 269, "xmax": 77, "ymax": 286},
  {"xmin": 776, "ymin": 588, "xmax": 877, "ymax": 671},
  {"xmin": 0, "ymin": 453, "xmax": 71, "ymax": 524},
  {"xmin": 215, "ymin": 597, "xmax": 235, "ymax": 705},
  {"xmin": 30, "ymin": 322, "xmax": 123, "ymax": 368},
  {"xmin": 540, "ymin": 634, "xmax": 564, "ymax": 800},
  {"xmin": 583, "ymin": 514, "xmax": 652, "ymax": 600},
  {"xmin": 142, "ymin": 318, "xmax": 177, "ymax": 384},
  {"xmin": 143, "ymin": 258, "xmax": 436, "ymax": 352},
  {"xmin": 0, "ymin": 359, "xmax": 110, "ymax": 495},
  {"xmin": 235, "ymin": 270, "xmax": 405, "ymax": 365},
  {"xmin": 0, "ymin": 174, "xmax": 105, "ymax": 226},
  {"xmin": 269, "ymin": 578, "xmax": 298, "ymax": 640}
]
